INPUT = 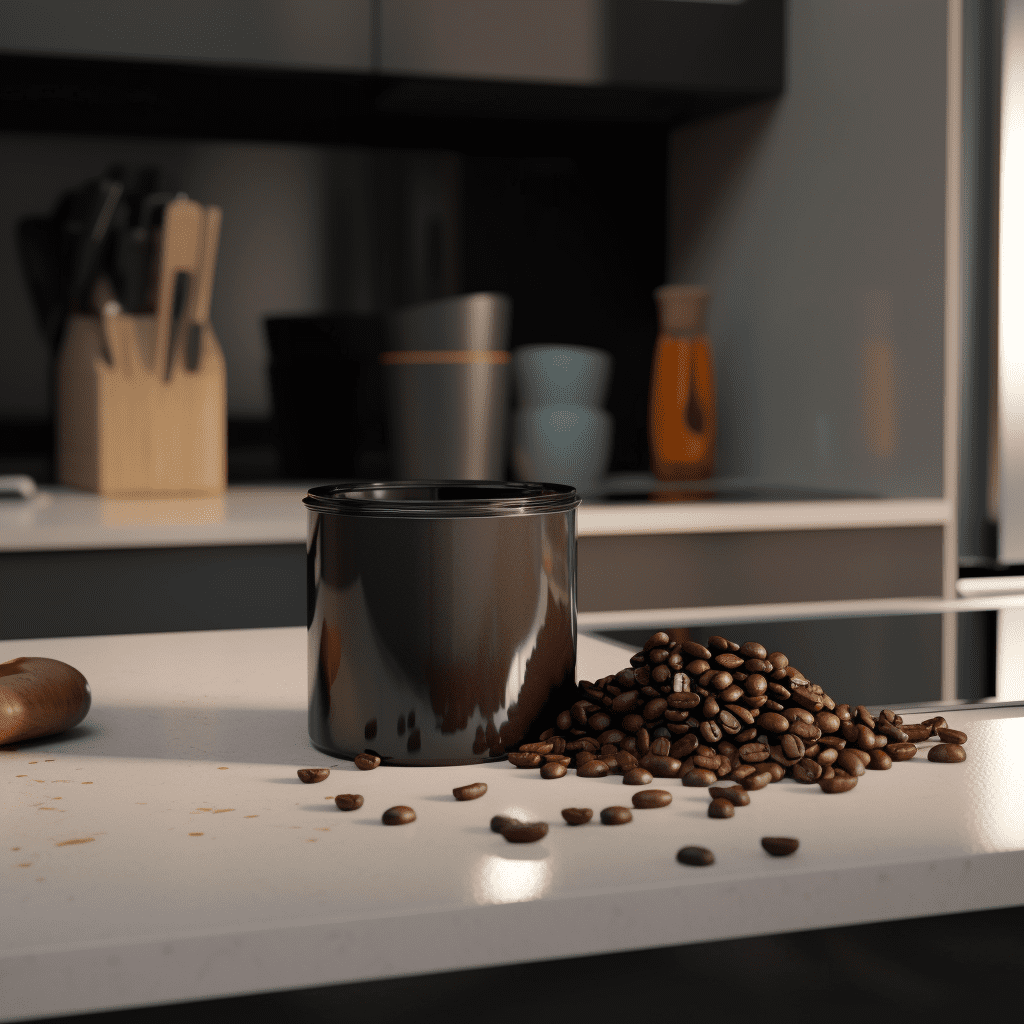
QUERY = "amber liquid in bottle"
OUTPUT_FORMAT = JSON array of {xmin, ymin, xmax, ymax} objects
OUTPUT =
[{"xmin": 648, "ymin": 286, "xmax": 716, "ymax": 481}]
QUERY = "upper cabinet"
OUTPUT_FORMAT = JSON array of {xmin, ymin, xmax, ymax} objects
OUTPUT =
[{"xmin": 1, "ymin": 0, "xmax": 374, "ymax": 72}]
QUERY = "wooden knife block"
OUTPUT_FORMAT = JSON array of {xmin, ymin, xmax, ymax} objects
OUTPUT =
[{"xmin": 56, "ymin": 311, "xmax": 227, "ymax": 496}]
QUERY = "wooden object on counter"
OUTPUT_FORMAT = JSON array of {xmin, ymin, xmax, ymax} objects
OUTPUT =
[
  {"xmin": 55, "ymin": 198, "xmax": 226, "ymax": 496},
  {"xmin": 648, "ymin": 284, "xmax": 716, "ymax": 481}
]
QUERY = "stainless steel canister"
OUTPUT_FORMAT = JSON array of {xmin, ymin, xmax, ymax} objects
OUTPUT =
[{"xmin": 303, "ymin": 481, "xmax": 580, "ymax": 765}]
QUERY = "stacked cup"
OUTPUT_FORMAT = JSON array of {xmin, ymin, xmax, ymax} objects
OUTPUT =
[{"xmin": 511, "ymin": 345, "xmax": 614, "ymax": 495}]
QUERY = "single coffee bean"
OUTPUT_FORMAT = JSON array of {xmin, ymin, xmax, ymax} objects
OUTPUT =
[
  {"xmin": 866, "ymin": 749, "xmax": 892, "ymax": 770},
  {"xmin": 742, "ymin": 771, "xmax": 772, "ymax": 791},
  {"xmin": 502, "ymin": 821, "xmax": 549, "ymax": 843},
  {"xmin": 888, "ymin": 742, "xmax": 918, "ymax": 761},
  {"xmin": 519, "ymin": 741, "xmax": 553, "ymax": 754},
  {"xmin": 708, "ymin": 785, "xmax": 750, "ymax": 806},
  {"xmin": 699, "ymin": 720, "xmax": 724, "ymax": 744},
  {"xmin": 781, "ymin": 733, "xmax": 806, "ymax": 760},
  {"xmin": 354, "ymin": 753, "xmax": 381, "ymax": 771},
  {"xmin": 682, "ymin": 768, "xmax": 718, "ymax": 787},
  {"xmin": 639, "ymin": 753, "xmax": 683, "ymax": 778},
  {"xmin": 783, "ymin": 707, "xmax": 814, "ymax": 725},
  {"xmin": 610, "ymin": 690, "xmax": 640, "ymax": 714},
  {"xmin": 763, "ymin": 762, "xmax": 786, "ymax": 782},
  {"xmin": 846, "ymin": 747, "xmax": 871, "ymax": 766},
  {"xmin": 600, "ymin": 806, "xmax": 633, "ymax": 825},
  {"xmin": 616, "ymin": 750, "xmax": 639, "ymax": 771},
  {"xmin": 819, "ymin": 771, "xmax": 858, "ymax": 793},
  {"xmin": 490, "ymin": 815, "xmax": 520, "ymax": 833},
  {"xmin": 623, "ymin": 767, "xmax": 654, "ymax": 785},
  {"xmin": 632, "ymin": 789, "xmax": 672, "ymax": 809},
  {"xmin": 334, "ymin": 794, "xmax": 363, "ymax": 811},
  {"xmin": 681, "ymin": 640, "xmax": 713, "ymax": 660},
  {"xmin": 649, "ymin": 737, "xmax": 672, "ymax": 757},
  {"xmin": 761, "ymin": 836, "xmax": 799, "ymax": 857},
  {"xmin": 539, "ymin": 727, "xmax": 556, "ymax": 741},
  {"xmin": 817, "ymin": 735, "xmax": 847, "ymax": 750},
  {"xmin": 297, "ymin": 768, "xmax": 330, "ymax": 784},
  {"xmin": 788, "ymin": 720, "xmax": 822, "ymax": 742},
  {"xmin": 636, "ymin": 728, "xmax": 651, "ymax": 755},
  {"xmin": 702, "ymin": 695, "xmax": 721, "ymax": 718},
  {"xmin": 600, "ymin": 744, "xmax": 619, "ymax": 760},
  {"xmin": 453, "ymin": 782, "xmax": 488, "ymax": 800},
  {"xmin": 835, "ymin": 750, "xmax": 867, "ymax": 776},
  {"xmin": 645, "ymin": 631, "xmax": 672, "ymax": 649},
  {"xmin": 855, "ymin": 705, "xmax": 875, "ymax": 730},
  {"xmin": 854, "ymin": 725, "xmax": 876, "ymax": 751},
  {"xmin": 922, "ymin": 716, "xmax": 948, "ymax": 733},
  {"xmin": 508, "ymin": 752, "xmax": 543, "ymax": 768},
  {"xmin": 937, "ymin": 727, "xmax": 968, "ymax": 745},
  {"xmin": 820, "ymin": 765, "xmax": 835, "ymax": 780},
  {"xmin": 902, "ymin": 724, "xmax": 932, "ymax": 742},
  {"xmin": 577, "ymin": 759, "xmax": 610, "ymax": 778},
  {"xmin": 543, "ymin": 754, "xmax": 572, "ymax": 767},
  {"xmin": 928, "ymin": 743, "xmax": 967, "ymax": 763},
  {"xmin": 708, "ymin": 797, "xmax": 735, "ymax": 818},
  {"xmin": 382, "ymin": 805, "xmax": 416, "ymax": 825},
  {"xmin": 728, "ymin": 765, "xmax": 757, "ymax": 781},
  {"xmin": 561, "ymin": 808, "xmax": 593, "ymax": 825},
  {"xmin": 816, "ymin": 747, "xmax": 839, "ymax": 766},
  {"xmin": 761, "ymin": 699, "xmax": 785, "ymax": 714},
  {"xmin": 791, "ymin": 758, "xmax": 823, "ymax": 784},
  {"xmin": 677, "ymin": 845, "xmax": 715, "ymax": 866},
  {"xmin": 556, "ymin": 710, "xmax": 573, "ymax": 731},
  {"xmin": 714, "ymin": 653, "xmax": 744, "ymax": 671},
  {"xmin": 875, "ymin": 721, "xmax": 908, "ymax": 743},
  {"xmin": 738, "ymin": 641, "xmax": 768, "ymax": 659},
  {"xmin": 815, "ymin": 711, "xmax": 841, "ymax": 734},
  {"xmin": 541, "ymin": 762, "xmax": 568, "ymax": 779},
  {"xmin": 758, "ymin": 712, "xmax": 790, "ymax": 734}
]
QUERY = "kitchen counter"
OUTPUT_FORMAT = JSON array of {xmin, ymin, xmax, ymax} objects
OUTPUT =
[{"xmin": 2, "ymin": 627, "xmax": 1022, "ymax": 1023}]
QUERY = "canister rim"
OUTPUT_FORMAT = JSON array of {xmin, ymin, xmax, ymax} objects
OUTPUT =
[{"xmin": 303, "ymin": 480, "xmax": 580, "ymax": 517}]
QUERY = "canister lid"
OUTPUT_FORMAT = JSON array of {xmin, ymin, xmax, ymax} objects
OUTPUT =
[{"xmin": 303, "ymin": 480, "xmax": 580, "ymax": 517}]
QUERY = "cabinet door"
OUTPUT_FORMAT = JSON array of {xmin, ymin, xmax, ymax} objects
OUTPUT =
[{"xmin": 2, "ymin": 0, "xmax": 373, "ymax": 72}]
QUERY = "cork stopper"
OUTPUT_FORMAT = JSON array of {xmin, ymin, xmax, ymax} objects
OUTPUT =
[{"xmin": 654, "ymin": 285, "xmax": 710, "ymax": 337}]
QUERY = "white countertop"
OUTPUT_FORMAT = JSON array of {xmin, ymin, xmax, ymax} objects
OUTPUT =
[
  {"xmin": 1, "ymin": 627, "xmax": 1022, "ymax": 1023},
  {"xmin": 0, "ymin": 484, "xmax": 952, "ymax": 553}
]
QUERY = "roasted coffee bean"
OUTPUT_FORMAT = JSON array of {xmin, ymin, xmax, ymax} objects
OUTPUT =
[
  {"xmin": 815, "ymin": 711, "xmax": 841, "ymax": 734},
  {"xmin": 816, "ymin": 747, "xmax": 839, "ymax": 766},
  {"xmin": 763, "ymin": 762, "xmax": 786, "ymax": 782},
  {"xmin": 847, "ymin": 748, "xmax": 871, "ymax": 766},
  {"xmin": 667, "ymin": 651, "xmax": 685, "ymax": 669},
  {"xmin": 600, "ymin": 806, "xmax": 633, "ymax": 825},
  {"xmin": 509, "ymin": 752, "xmax": 543, "ymax": 768},
  {"xmin": 550, "ymin": 737, "xmax": 566, "ymax": 754},
  {"xmin": 539, "ymin": 727, "xmax": 556, "ymax": 741},
  {"xmin": 708, "ymin": 635, "xmax": 731, "ymax": 651},
  {"xmin": 544, "ymin": 754, "xmax": 572, "ymax": 767},
  {"xmin": 382, "ymin": 806, "xmax": 416, "ymax": 825},
  {"xmin": 502, "ymin": 821, "xmax": 549, "ymax": 843},
  {"xmin": 767, "ymin": 682, "xmax": 792, "ymax": 701},
  {"xmin": 664, "ymin": 710, "xmax": 691, "ymax": 724},
  {"xmin": 725, "ymin": 704, "xmax": 756, "ymax": 727},
  {"xmin": 876, "ymin": 721, "xmax": 909, "ymax": 743},
  {"xmin": 791, "ymin": 757, "xmax": 823, "ymax": 783},
  {"xmin": 783, "ymin": 707, "xmax": 815, "ymax": 725},
  {"xmin": 710, "ymin": 671, "xmax": 734, "ymax": 691},
  {"xmin": 835, "ymin": 703, "xmax": 852, "ymax": 722},
  {"xmin": 670, "ymin": 734, "xmax": 700, "ymax": 760},
  {"xmin": 739, "ymin": 742, "xmax": 771, "ymax": 762},
  {"xmin": 297, "ymin": 768, "xmax": 330, "ymax": 784},
  {"xmin": 770, "ymin": 744, "xmax": 800, "ymax": 768},
  {"xmin": 742, "ymin": 771, "xmax": 773, "ymax": 790},
  {"xmin": 682, "ymin": 768, "xmax": 718, "ymax": 787},
  {"xmin": 922, "ymin": 716, "xmax": 948, "ymax": 733},
  {"xmin": 677, "ymin": 845, "xmax": 715, "ymax": 866},
  {"xmin": 714, "ymin": 710, "xmax": 741, "ymax": 737},
  {"xmin": 743, "ymin": 695, "xmax": 768, "ymax": 710},
  {"xmin": 649, "ymin": 664, "xmax": 670, "ymax": 685},
  {"xmin": 561, "ymin": 808, "xmax": 593, "ymax": 825},
  {"xmin": 644, "ymin": 631, "xmax": 672, "ymax": 650},
  {"xmin": 781, "ymin": 733, "xmax": 806, "ymax": 760},
  {"xmin": 600, "ymin": 744, "xmax": 619, "ymax": 760},
  {"xmin": 588, "ymin": 712, "xmax": 612, "ymax": 733},
  {"xmin": 727, "ymin": 765, "xmax": 757, "ymax": 781},
  {"xmin": 788, "ymin": 720, "xmax": 821, "ymax": 742},
  {"xmin": 902, "ymin": 724, "xmax": 932, "ymax": 742},
  {"xmin": 820, "ymin": 765, "xmax": 836, "ymax": 780},
  {"xmin": 701, "ymin": 694, "xmax": 720, "ymax": 717},
  {"xmin": 648, "ymin": 648, "xmax": 670, "ymax": 665},
  {"xmin": 761, "ymin": 699, "xmax": 785, "ymax": 713},
  {"xmin": 888, "ymin": 742, "xmax": 918, "ymax": 761},
  {"xmin": 541, "ymin": 762, "xmax": 568, "ymax": 779},
  {"xmin": 714, "ymin": 653, "xmax": 744, "ymax": 671},
  {"xmin": 803, "ymin": 742, "xmax": 821, "ymax": 758},
  {"xmin": 650, "ymin": 737, "xmax": 672, "ymax": 757},
  {"xmin": 632, "ymin": 789, "xmax": 672, "ymax": 809},
  {"xmin": 639, "ymin": 753, "xmax": 682, "ymax": 778},
  {"xmin": 623, "ymin": 767, "xmax": 654, "ymax": 785},
  {"xmin": 334, "ymin": 794, "xmax": 363, "ymax": 811},
  {"xmin": 937, "ymin": 728, "xmax": 968, "ymax": 745},
  {"xmin": 789, "ymin": 687, "xmax": 824, "ymax": 713},
  {"xmin": 866, "ymin": 749, "xmax": 892, "ymax": 770},
  {"xmin": 708, "ymin": 797, "xmax": 735, "ymax": 818},
  {"xmin": 577, "ymin": 759, "xmax": 610, "ymax": 778},
  {"xmin": 766, "ymin": 652, "xmax": 789, "ymax": 671},
  {"xmin": 636, "ymin": 728, "xmax": 651, "ymax": 755},
  {"xmin": 453, "ymin": 782, "xmax": 488, "ymax": 800},
  {"xmin": 929, "ymin": 743, "xmax": 967, "ymax": 763},
  {"xmin": 354, "ymin": 753, "xmax": 381, "ymax": 771},
  {"xmin": 699, "ymin": 720, "xmax": 723, "ymax": 744},
  {"xmin": 761, "ymin": 837, "xmax": 799, "ymax": 857},
  {"xmin": 687, "ymin": 659, "xmax": 712, "ymax": 676},
  {"xmin": 854, "ymin": 705, "xmax": 875, "ymax": 730},
  {"xmin": 738, "ymin": 642, "xmax": 768, "ymax": 659},
  {"xmin": 570, "ymin": 701, "xmax": 593, "ymax": 727},
  {"xmin": 575, "ymin": 751, "xmax": 598, "ymax": 767},
  {"xmin": 681, "ymin": 640, "xmax": 713, "ymax": 660},
  {"xmin": 491, "ymin": 815, "xmax": 520, "ymax": 833},
  {"xmin": 519, "ymin": 742, "xmax": 553, "ymax": 754},
  {"xmin": 610, "ymin": 690, "xmax": 640, "ymax": 714},
  {"xmin": 667, "ymin": 692, "xmax": 701, "ymax": 710},
  {"xmin": 597, "ymin": 729, "xmax": 627, "ymax": 747},
  {"xmin": 693, "ymin": 754, "xmax": 719, "ymax": 770},
  {"xmin": 818, "ymin": 735, "xmax": 847, "ymax": 750},
  {"xmin": 621, "ymin": 713, "xmax": 645, "ymax": 733},
  {"xmin": 819, "ymin": 771, "xmax": 858, "ymax": 793},
  {"xmin": 556, "ymin": 710, "xmax": 573, "ymax": 731},
  {"xmin": 758, "ymin": 712, "xmax": 790, "ymax": 734},
  {"xmin": 708, "ymin": 785, "xmax": 750, "ymax": 806},
  {"xmin": 835, "ymin": 750, "xmax": 867, "ymax": 776},
  {"xmin": 744, "ymin": 674, "xmax": 769, "ymax": 697}
]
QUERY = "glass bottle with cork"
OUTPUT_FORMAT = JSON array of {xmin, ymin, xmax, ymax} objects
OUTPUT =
[{"xmin": 648, "ymin": 284, "xmax": 715, "ymax": 484}]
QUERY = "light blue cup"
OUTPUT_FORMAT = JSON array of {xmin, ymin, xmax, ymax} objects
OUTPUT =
[
  {"xmin": 512, "ymin": 405, "xmax": 614, "ymax": 495},
  {"xmin": 512, "ymin": 344, "xmax": 613, "ymax": 409}
]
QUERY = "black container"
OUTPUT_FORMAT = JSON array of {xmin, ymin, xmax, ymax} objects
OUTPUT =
[
  {"xmin": 304, "ymin": 480, "xmax": 580, "ymax": 765},
  {"xmin": 266, "ymin": 315, "xmax": 388, "ymax": 479}
]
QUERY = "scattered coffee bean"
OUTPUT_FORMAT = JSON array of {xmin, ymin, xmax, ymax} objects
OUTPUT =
[
  {"xmin": 922, "ymin": 716, "xmax": 948, "ymax": 734},
  {"xmin": 742, "ymin": 772, "xmax": 773, "ymax": 791},
  {"xmin": 577, "ymin": 759, "xmax": 610, "ymax": 778},
  {"xmin": 761, "ymin": 836, "xmax": 799, "ymax": 857},
  {"xmin": 623, "ymin": 767, "xmax": 654, "ymax": 785},
  {"xmin": 382, "ymin": 805, "xmax": 415, "ymax": 825},
  {"xmin": 561, "ymin": 807, "xmax": 593, "ymax": 825},
  {"xmin": 519, "ymin": 741, "xmax": 553, "ymax": 754},
  {"xmin": 791, "ymin": 757, "xmax": 823, "ymax": 784},
  {"xmin": 354, "ymin": 753, "xmax": 380, "ymax": 771},
  {"xmin": 902, "ymin": 724, "xmax": 931, "ymax": 742},
  {"xmin": 708, "ymin": 797, "xmax": 735, "ymax": 818},
  {"xmin": 819, "ymin": 771, "xmax": 858, "ymax": 793},
  {"xmin": 632, "ymin": 789, "xmax": 672, "ymax": 809},
  {"xmin": 708, "ymin": 785, "xmax": 750, "ymax": 806},
  {"xmin": 888, "ymin": 742, "xmax": 918, "ymax": 761},
  {"xmin": 937, "ymin": 727, "xmax": 968, "ymax": 745},
  {"xmin": 677, "ymin": 845, "xmax": 715, "ymax": 866},
  {"xmin": 297, "ymin": 768, "xmax": 330, "ymax": 784},
  {"xmin": 541, "ymin": 762, "xmax": 568, "ymax": 779},
  {"xmin": 334, "ymin": 794, "xmax": 363, "ymax": 811},
  {"xmin": 867, "ymin": 749, "xmax": 892, "ymax": 770},
  {"xmin": 491, "ymin": 815, "xmax": 520, "ymax": 833},
  {"xmin": 928, "ymin": 743, "xmax": 967, "ymax": 763},
  {"xmin": 453, "ymin": 782, "xmax": 488, "ymax": 801},
  {"xmin": 682, "ymin": 768, "xmax": 718, "ymax": 787},
  {"xmin": 639, "ymin": 753, "xmax": 683, "ymax": 778},
  {"xmin": 502, "ymin": 821, "xmax": 549, "ymax": 843},
  {"xmin": 508, "ymin": 752, "xmax": 542, "ymax": 768},
  {"xmin": 600, "ymin": 806, "xmax": 633, "ymax": 825}
]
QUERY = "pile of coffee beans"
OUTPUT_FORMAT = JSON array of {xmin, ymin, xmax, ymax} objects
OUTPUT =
[{"xmin": 513, "ymin": 631, "xmax": 968, "ymax": 794}]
